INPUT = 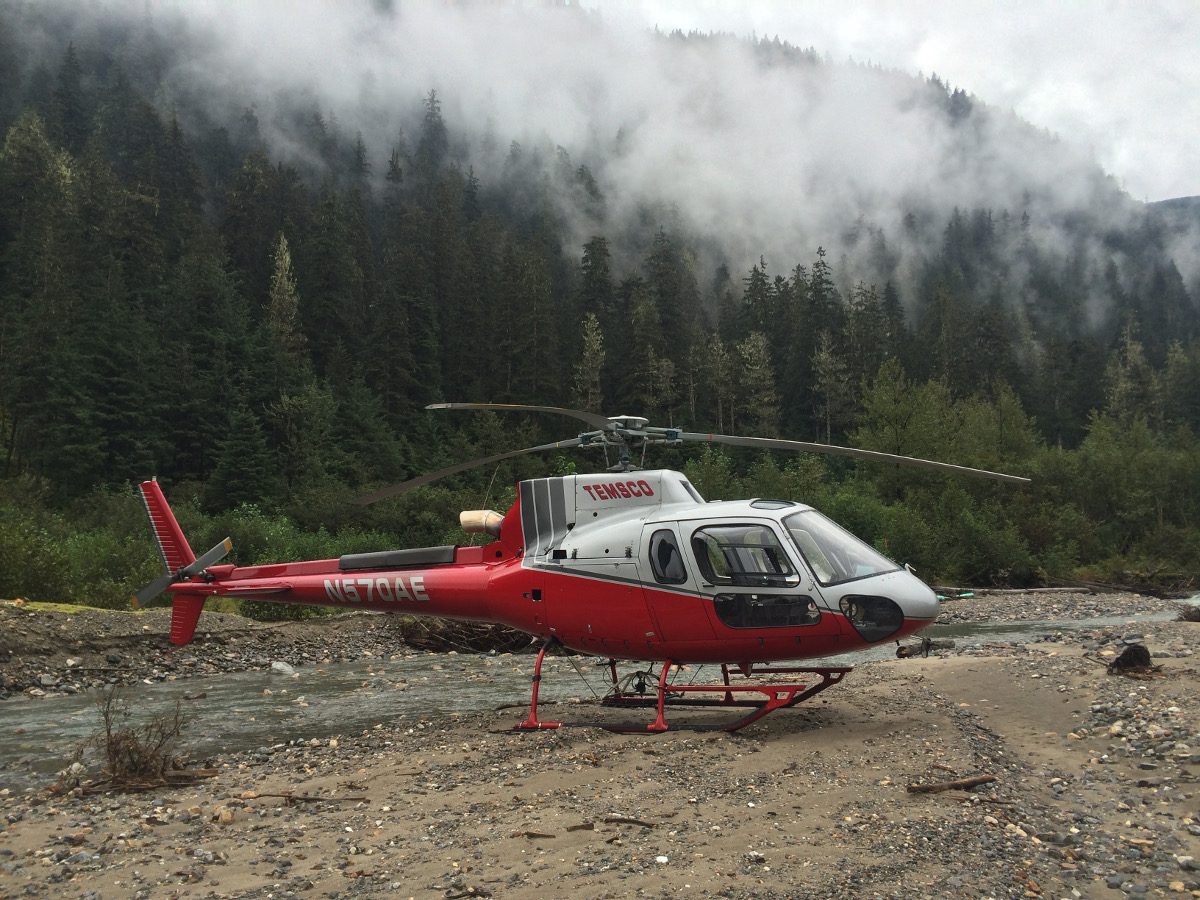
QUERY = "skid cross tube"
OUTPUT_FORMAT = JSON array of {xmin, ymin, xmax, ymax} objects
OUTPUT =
[{"xmin": 601, "ymin": 664, "xmax": 853, "ymax": 733}]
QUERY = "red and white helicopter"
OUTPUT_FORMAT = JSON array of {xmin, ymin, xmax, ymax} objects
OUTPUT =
[{"xmin": 134, "ymin": 403, "xmax": 1029, "ymax": 732}]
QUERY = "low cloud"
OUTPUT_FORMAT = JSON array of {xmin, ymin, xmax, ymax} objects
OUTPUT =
[{"xmin": 16, "ymin": 1, "xmax": 1196, "ymax": 295}]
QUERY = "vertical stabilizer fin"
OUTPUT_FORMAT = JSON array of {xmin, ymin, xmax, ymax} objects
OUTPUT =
[
  {"xmin": 134, "ymin": 480, "xmax": 215, "ymax": 646},
  {"xmin": 169, "ymin": 595, "xmax": 206, "ymax": 646},
  {"xmin": 138, "ymin": 479, "xmax": 196, "ymax": 574}
]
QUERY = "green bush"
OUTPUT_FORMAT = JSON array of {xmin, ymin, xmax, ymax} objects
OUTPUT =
[{"xmin": 0, "ymin": 515, "xmax": 70, "ymax": 601}]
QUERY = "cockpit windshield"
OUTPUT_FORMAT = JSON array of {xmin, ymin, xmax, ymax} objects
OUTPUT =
[{"xmin": 783, "ymin": 511, "xmax": 899, "ymax": 586}]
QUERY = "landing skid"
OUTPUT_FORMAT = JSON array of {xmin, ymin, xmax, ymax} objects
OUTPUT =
[{"xmin": 512, "ymin": 640, "xmax": 851, "ymax": 734}]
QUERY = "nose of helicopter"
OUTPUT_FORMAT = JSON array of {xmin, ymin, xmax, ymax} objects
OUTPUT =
[
  {"xmin": 831, "ymin": 569, "xmax": 940, "ymax": 645},
  {"xmin": 897, "ymin": 569, "xmax": 940, "ymax": 622}
]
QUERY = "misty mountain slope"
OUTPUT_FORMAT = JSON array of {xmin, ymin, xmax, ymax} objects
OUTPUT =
[
  {"xmin": 0, "ymin": 1, "xmax": 1197, "ymax": 461},
  {"xmin": 3, "ymin": 2, "xmax": 1200, "ymax": 592},
  {"xmin": 0, "ymin": 3, "xmax": 1178, "ymax": 276}
]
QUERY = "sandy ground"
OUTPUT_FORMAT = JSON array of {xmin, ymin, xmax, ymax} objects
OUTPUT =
[{"xmin": 0, "ymin": 595, "xmax": 1198, "ymax": 899}]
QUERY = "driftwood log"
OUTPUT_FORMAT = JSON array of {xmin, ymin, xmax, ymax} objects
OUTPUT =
[
  {"xmin": 896, "ymin": 637, "xmax": 956, "ymax": 658},
  {"xmin": 907, "ymin": 774, "xmax": 997, "ymax": 794},
  {"xmin": 395, "ymin": 617, "xmax": 533, "ymax": 653}
]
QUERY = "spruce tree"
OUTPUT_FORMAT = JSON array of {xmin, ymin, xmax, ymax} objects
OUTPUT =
[
  {"xmin": 573, "ymin": 313, "xmax": 606, "ymax": 413},
  {"xmin": 735, "ymin": 332, "xmax": 778, "ymax": 436},
  {"xmin": 266, "ymin": 232, "xmax": 308, "ymax": 376},
  {"xmin": 203, "ymin": 405, "xmax": 280, "ymax": 511},
  {"xmin": 49, "ymin": 43, "xmax": 88, "ymax": 154}
]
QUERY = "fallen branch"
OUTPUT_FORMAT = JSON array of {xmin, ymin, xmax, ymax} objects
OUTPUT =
[
  {"xmin": 511, "ymin": 830, "xmax": 555, "ymax": 839},
  {"xmin": 604, "ymin": 815, "xmax": 657, "ymax": 827},
  {"xmin": 76, "ymin": 768, "xmax": 219, "ymax": 795},
  {"xmin": 252, "ymin": 792, "xmax": 367, "ymax": 805},
  {"xmin": 971, "ymin": 587, "xmax": 1081, "ymax": 595},
  {"xmin": 907, "ymin": 774, "xmax": 997, "ymax": 794}
]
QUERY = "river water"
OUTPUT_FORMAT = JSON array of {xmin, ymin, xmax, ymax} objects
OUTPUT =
[{"xmin": 0, "ymin": 610, "xmax": 1177, "ymax": 790}]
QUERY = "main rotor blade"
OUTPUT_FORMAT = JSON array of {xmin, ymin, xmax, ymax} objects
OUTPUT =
[
  {"xmin": 428, "ymin": 402, "xmax": 613, "ymax": 430},
  {"xmin": 354, "ymin": 437, "xmax": 586, "ymax": 505},
  {"xmin": 678, "ymin": 432, "xmax": 1031, "ymax": 484}
]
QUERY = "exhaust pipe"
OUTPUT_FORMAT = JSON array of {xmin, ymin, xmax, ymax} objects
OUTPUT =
[{"xmin": 460, "ymin": 509, "xmax": 503, "ymax": 538}]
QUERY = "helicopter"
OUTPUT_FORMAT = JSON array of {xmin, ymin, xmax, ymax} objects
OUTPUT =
[{"xmin": 133, "ymin": 402, "xmax": 1029, "ymax": 733}]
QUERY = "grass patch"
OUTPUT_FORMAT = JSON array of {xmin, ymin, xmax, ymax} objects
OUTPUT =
[{"xmin": 18, "ymin": 601, "xmax": 126, "ymax": 615}]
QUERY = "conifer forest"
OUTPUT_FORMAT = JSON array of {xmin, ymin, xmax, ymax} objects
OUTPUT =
[{"xmin": 1, "ymin": 2, "xmax": 1199, "ymax": 611}]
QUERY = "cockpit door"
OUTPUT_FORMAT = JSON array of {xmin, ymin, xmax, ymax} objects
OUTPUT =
[{"xmin": 682, "ymin": 519, "xmax": 848, "ymax": 639}]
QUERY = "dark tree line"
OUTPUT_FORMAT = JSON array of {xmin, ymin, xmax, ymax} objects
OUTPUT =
[{"xmin": 2, "ymin": 14, "xmax": 1200, "ymax": 601}]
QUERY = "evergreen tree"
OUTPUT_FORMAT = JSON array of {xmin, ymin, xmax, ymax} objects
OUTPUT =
[
  {"xmin": 813, "ymin": 330, "xmax": 854, "ymax": 442},
  {"xmin": 414, "ymin": 89, "xmax": 449, "ymax": 181},
  {"xmin": 1104, "ymin": 323, "xmax": 1160, "ymax": 426},
  {"xmin": 267, "ymin": 380, "xmax": 339, "ymax": 496},
  {"xmin": 351, "ymin": 131, "xmax": 370, "ymax": 180},
  {"xmin": 49, "ymin": 43, "xmax": 88, "ymax": 155},
  {"xmin": 919, "ymin": 278, "xmax": 971, "ymax": 386},
  {"xmin": 618, "ymin": 278, "xmax": 666, "ymax": 415},
  {"xmin": 711, "ymin": 263, "xmax": 742, "ymax": 341},
  {"xmin": 572, "ymin": 313, "xmax": 606, "ymax": 413},
  {"xmin": 266, "ymin": 232, "xmax": 308, "ymax": 370},
  {"xmin": 0, "ymin": 112, "xmax": 81, "ymax": 481},
  {"xmin": 880, "ymin": 281, "xmax": 907, "ymax": 360},
  {"xmin": 644, "ymin": 230, "xmax": 700, "ymax": 419},
  {"xmin": 1162, "ymin": 340, "xmax": 1200, "ymax": 432},
  {"xmin": 847, "ymin": 281, "xmax": 886, "ymax": 391},
  {"xmin": 221, "ymin": 152, "xmax": 309, "ymax": 303},
  {"xmin": 735, "ymin": 332, "xmax": 778, "ymax": 436},
  {"xmin": 703, "ymin": 333, "xmax": 734, "ymax": 433},
  {"xmin": 331, "ymin": 376, "xmax": 407, "ymax": 486},
  {"xmin": 496, "ymin": 241, "xmax": 556, "ymax": 401},
  {"xmin": 743, "ymin": 257, "xmax": 771, "ymax": 332},
  {"xmin": 162, "ymin": 236, "xmax": 256, "ymax": 481},
  {"xmin": 203, "ymin": 405, "xmax": 281, "ymax": 511}
]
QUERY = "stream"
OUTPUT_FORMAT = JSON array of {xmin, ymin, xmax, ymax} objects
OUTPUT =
[{"xmin": 0, "ymin": 609, "xmax": 1178, "ymax": 790}]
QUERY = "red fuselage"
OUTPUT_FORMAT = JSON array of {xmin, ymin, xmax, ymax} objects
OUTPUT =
[{"xmin": 166, "ymin": 470, "xmax": 938, "ymax": 663}]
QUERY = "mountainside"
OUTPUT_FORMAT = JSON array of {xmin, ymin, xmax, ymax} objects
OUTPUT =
[{"xmin": 1, "ymin": 0, "xmax": 1199, "ymax": 595}]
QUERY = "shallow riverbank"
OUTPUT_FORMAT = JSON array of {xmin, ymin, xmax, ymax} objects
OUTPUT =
[{"xmin": 0, "ymin": 594, "xmax": 1197, "ymax": 898}]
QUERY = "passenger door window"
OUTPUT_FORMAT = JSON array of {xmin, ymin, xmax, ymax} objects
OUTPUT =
[{"xmin": 649, "ymin": 529, "xmax": 688, "ymax": 585}]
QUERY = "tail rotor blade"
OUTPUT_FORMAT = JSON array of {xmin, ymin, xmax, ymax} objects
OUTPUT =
[
  {"xmin": 132, "ymin": 572, "xmax": 176, "ymax": 609},
  {"xmin": 130, "ymin": 538, "xmax": 233, "ymax": 609},
  {"xmin": 678, "ymin": 433, "xmax": 1030, "ymax": 485},
  {"xmin": 355, "ymin": 437, "xmax": 584, "ymax": 505},
  {"xmin": 179, "ymin": 538, "xmax": 233, "ymax": 578}
]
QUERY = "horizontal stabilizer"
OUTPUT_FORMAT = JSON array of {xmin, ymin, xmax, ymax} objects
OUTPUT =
[{"xmin": 221, "ymin": 582, "xmax": 293, "ymax": 596}]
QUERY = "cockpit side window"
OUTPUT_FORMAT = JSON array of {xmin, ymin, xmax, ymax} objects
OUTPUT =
[
  {"xmin": 689, "ymin": 524, "xmax": 798, "ymax": 588},
  {"xmin": 649, "ymin": 529, "xmax": 688, "ymax": 585}
]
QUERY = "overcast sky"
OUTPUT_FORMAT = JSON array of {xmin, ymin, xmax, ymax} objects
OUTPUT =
[{"xmin": 598, "ymin": 0, "xmax": 1198, "ymax": 202}]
